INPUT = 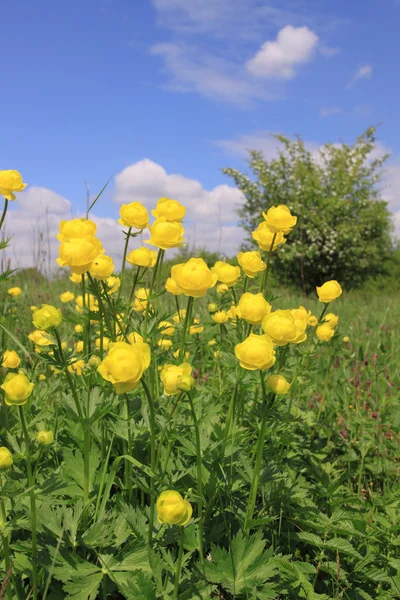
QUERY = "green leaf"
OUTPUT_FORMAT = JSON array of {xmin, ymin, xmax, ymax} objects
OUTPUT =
[
  {"xmin": 63, "ymin": 572, "xmax": 103, "ymax": 599},
  {"xmin": 114, "ymin": 572, "xmax": 156, "ymax": 600}
]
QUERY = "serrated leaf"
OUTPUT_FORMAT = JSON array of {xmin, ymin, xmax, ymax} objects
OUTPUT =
[{"xmin": 63, "ymin": 572, "xmax": 102, "ymax": 599}]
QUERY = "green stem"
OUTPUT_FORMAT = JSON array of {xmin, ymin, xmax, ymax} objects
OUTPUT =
[
  {"xmin": 141, "ymin": 378, "xmax": 156, "ymax": 545},
  {"xmin": 144, "ymin": 249, "xmax": 165, "ymax": 336},
  {"xmin": 186, "ymin": 392, "xmax": 204, "ymax": 566},
  {"xmin": 259, "ymin": 234, "xmax": 277, "ymax": 295},
  {"xmin": 173, "ymin": 526, "xmax": 185, "ymax": 600},
  {"xmin": 118, "ymin": 227, "xmax": 132, "ymax": 300},
  {"xmin": 54, "ymin": 330, "xmax": 84, "ymax": 419},
  {"xmin": 18, "ymin": 406, "xmax": 37, "ymax": 600},
  {"xmin": 101, "ymin": 282, "xmax": 129, "ymax": 342},
  {"xmin": 244, "ymin": 373, "xmax": 274, "ymax": 535},
  {"xmin": 224, "ymin": 377, "xmax": 239, "ymax": 441},
  {"xmin": 124, "ymin": 395, "xmax": 133, "ymax": 501},
  {"xmin": 179, "ymin": 296, "xmax": 194, "ymax": 360},
  {"xmin": 87, "ymin": 274, "xmax": 114, "ymax": 341},
  {"xmin": 174, "ymin": 295, "xmax": 181, "ymax": 321},
  {"xmin": 128, "ymin": 266, "xmax": 141, "ymax": 304},
  {"xmin": 0, "ymin": 474, "xmax": 12, "ymax": 600},
  {"xmin": 0, "ymin": 198, "xmax": 9, "ymax": 232}
]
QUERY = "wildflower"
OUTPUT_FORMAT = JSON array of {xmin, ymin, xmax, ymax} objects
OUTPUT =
[
  {"xmin": 89, "ymin": 255, "xmax": 115, "ymax": 280},
  {"xmin": 190, "ymin": 318, "xmax": 204, "ymax": 335},
  {"xmin": 165, "ymin": 277, "xmax": 183, "ymax": 295},
  {"xmin": 57, "ymin": 237, "xmax": 104, "ymax": 275},
  {"xmin": 75, "ymin": 341, "xmax": 84, "ymax": 353},
  {"xmin": 262, "ymin": 310, "xmax": 298, "ymax": 346},
  {"xmin": 290, "ymin": 306, "xmax": 309, "ymax": 344},
  {"xmin": 60, "ymin": 291, "xmax": 75, "ymax": 303},
  {"xmin": 7, "ymin": 287, "xmax": 21, "ymax": 297},
  {"xmin": 156, "ymin": 490, "xmax": 192, "ymax": 526},
  {"xmin": 266, "ymin": 374, "xmax": 291, "ymax": 394},
  {"xmin": 57, "ymin": 218, "xmax": 97, "ymax": 241},
  {"xmin": 74, "ymin": 324, "xmax": 83, "ymax": 333},
  {"xmin": 236, "ymin": 292, "xmax": 271, "ymax": 325},
  {"xmin": 98, "ymin": 341, "xmax": 150, "ymax": 394},
  {"xmin": 235, "ymin": 333, "xmax": 276, "ymax": 370},
  {"xmin": 106, "ymin": 276, "xmax": 120, "ymax": 294},
  {"xmin": 32, "ymin": 304, "xmax": 62, "ymax": 330},
  {"xmin": 145, "ymin": 218, "xmax": 185, "ymax": 250},
  {"xmin": 308, "ymin": 315, "xmax": 318, "ymax": 326},
  {"xmin": 172, "ymin": 309, "xmax": 186, "ymax": 323},
  {"xmin": 152, "ymin": 197, "xmax": 186, "ymax": 222},
  {"xmin": 208, "ymin": 302, "xmax": 218, "ymax": 313},
  {"xmin": 30, "ymin": 305, "xmax": 37, "ymax": 311},
  {"xmin": 0, "ymin": 170, "xmax": 27, "ymax": 200},
  {"xmin": 75, "ymin": 294, "xmax": 99, "ymax": 313},
  {"xmin": 170, "ymin": 258, "xmax": 217, "ymax": 297},
  {"xmin": 158, "ymin": 321, "xmax": 175, "ymax": 336},
  {"xmin": 216, "ymin": 283, "xmax": 229, "ymax": 294},
  {"xmin": 68, "ymin": 360, "xmax": 85, "ymax": 375},
  {"xmin": 158, "ymin": 339, "xmax": 173, "ymax": 350},
  {"xmin": 208, "ymin": 339, "xmax": 217, "ymax": 346},
  {"xmin": 28, "ymin": 330, "xmax": 55, "ymax": 348},
  {"xmin": 38, "ymin": 374, "xmax": 46, "ymax": 381},
  {"xmin": 316, "ymin": 280, "xmax": 342, "ymax": 303},
  {"xmin": 323, "ymin": 313, "xmax": 339, "ymax": 328},
  {"xmin": 127, "ymin": 331, "xmax": 144, "ymax": 344},
  {"xmin": 252, "ymin": 222, "xmax": 286, "ymax": 251},
  {"xmin": 133, "ymin": 288, "xmax": 150, "ymax": 312},
  {"xmin": 343, "ymin": 336, "xmax": 350, "ymax": 343},
  {"xmin": 0, "ymin": 447, "xmax": 13, "ymax": 470},
  {"xmin": 212, "ymin": 310, "xmax": 229, "ymax": 324},
  {"xmin": 211, "ymin": 261, "xmax": 241, "ymax": 287},
  {"xmin": 237, "ymin": 251, "xmax": 266, "ymax": 278},
  {"xmin": 316, "ymin": 324, "xmax": 335, "ymax": 342},
  {"xmin": 127, "ymin": 247, "xmax": 157, "ymax": 268},
  {"xmin": 70, "ymin": 272, "xmax": 83, "ymax": 284},
  {"xmin": 227, "ymin": 305, "xmax": 237, "ymax": 321},
  {"xmin": 262, "ymin": 205, "xmax": 297, "ymax": 234},
  {"xmin": 36, "ymin": 430, "xmax": 54, "ymax": 445},
  {"xmin": 118, "ymin": 201, "xmax": 149, "ymax": 229},
  {"xmin": 160, "ymin": 363, "xmax": 192, "ymax": 395},
  {"xmin": 88, "ymin": 355, "xmax": 101, "ymax": 368},
  {"xmin": 2, "ymin": 350, "xmax": 21, "ymax": 369},
  {"xmin": 1, "ymin": 372, "xmax": 34, "ymax": 405}
]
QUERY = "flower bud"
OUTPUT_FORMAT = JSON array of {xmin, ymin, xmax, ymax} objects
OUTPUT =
[
  {"xmin": 0, "ymin": 447, "xmax": 13, "ymax": 471},
  {"xmin": 36, "ymin": 430, "xmax": 54, "ymax": 445}
]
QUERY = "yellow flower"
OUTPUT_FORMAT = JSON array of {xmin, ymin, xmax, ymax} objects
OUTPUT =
[
  {"xmin": 316, "ymin": 324, "xmax": 335, "ymax": 342},
  {"xmin": 156, "ymin": 490, "xmax": 192, "ymax": 526},
  {"xmin": 60, "ymin": 291, "xmax": 75, "ymax": 303},
  {"xmin": 266, "ymin": 374, "xmax": 291, "ymax": 394},
  {"xmin": 290, "ymin": 306, "xmax": 309, "ymax": 344},
  {"xmin": 57, "ymin": 218, "xmax": 97, "ymax": 241},
  {"xmin": 133, "ymin": 287, "xmax": 150, "ymax": 312},
  {"xmin": 145, "ymin": 218, "xmax": 185, "ymax": 250},
  {"xmin": 75, "ymin": 294, "xmax": 99, "ymax": 313},
  {"xmin": 1, "ymin": 372, "xmax": 34, "ymax": 406},
  {"xmin": 152, "ymin": 197, "xmax": 186, "ymax": 222},
  {"xmin": 237, "ymin": 251, "xmax": 266, "ymax": 278},
  {"xmin": 36, "ymin": 430, "xmax": 54, "ymax": 445},
  {"xmin": 118, "ymin": 202, "xmax": 149, "ymax": 229},
  {"xmin": 88, "ymin": 355, "xmax": 101, "ymax": 368},
  {"xmin": 323, "ymin": 313, "xmax": 339, "ymax": 329},
  {"xmin": 171, "ymin": 257, "xmax": 217, "ymax": 297},
  {"xmin": 173, "ymin": 349, "xmax": 190, "ymax": 360},
  {"xmin": 106, "ymin": 276, "xmax": 120, "ymax": 294},
  {"xmin": 28, "ymin": 330, "xmax": 55, "ymax": 348},
  {"xmin": 0, "ymin": 170, "xmax": 27, "ymax": 200},
  {"xmin": 216, "ymin": 283, "xmax": 229, "ymax": 294},
  {"xmin": 212, "ymin": 261, "xmax": 241, "ymax": 287},
  {"xmin": 208, "ymin": 302, "xmax": 218, "ymax": 313},
  {"xmin": 32, "ymin": 304, "xmax": 62, "ymax": 330},
  {"xmin": 74, "ymin": 324, "xmax": 83, "ymax": 333},
  {"xmin": 176, "ymin": 374, "xmax": 194, "ymax": 392},
  {"xmin": 70, "ymin": 272, "xmax": 83, "ymax": 284},
  {"xmin": 235, "ymin": 333, "xmax": 276, "ymax": 370},
  {"xmin": 98, "ymin": 341, "xmax": 151, "ymax": 393},
  {"xmin": 252, "ymin": 222, "xmax": 286, "ymax": 251},
  {"xmin": 262, "ymin": 205, "xmax": 297, "ymax": 234},
  {"xmin": 160, "ymin": 362, "xmax": 192, "ymax": 395},
  {"xmin": 214, "ymin": 350, "xmax": 221, "ymax": 359},
  {"xmin": 212, "ymin": 310, "xmax": 229, "ymax": 324},
  {"xmin": 0, "ymin": 447, "xmax": 13, "ymax": 470},
  {"xmin": 262, "ymin": 310, "xmax": 298, "ymax": 346},
  {"xmin": 236, "ymin": 292, "xmax": 271, "ymax": 325},
  {"xmin": 172, "ymin": 309, "xmax": 186, "ymax": 323},
  {"xmin": 158, "ymin": 321, "xmax": 175, "ymax": 336},
  {"xmin": 165, "ymin": 277, "xmax": 183, "ymax": 296},
  {"xmin": 2, "ymin": 350, "xmax": 21, "ymax": 369},
  {"xmin": 316, "ymin": 280, "xmax": 342, "ymax": 303},
  {"xmin": 158, "ymin": 338, "xmax": 173, "ymax": 350},
  {"xmin": 127, "ymin": 247, "xmax": 157, "ymax": 268},
  {"xmin": 68, "ymin": 360, "xmax": 85, "ymax": 376},
  {"xmin": 208, "ymin": 339, "xmax": 217, "ymax": 346},
  {"xmin": 75, "ymin": 340, "xmax": 84, "ymax": 353},
  {"xmin": 93, "ymin": 337, "xmax": 108, "ymax": 351},
  {"xmin": 30, "ymin": 305, "xmax": 37, "ymax": 311},
  {"xmin": 7, "ymin": 287, "xmax": 21, "ymax": 297},
  {"xmin": 127, "ymin": 331, "xmax": 144, "ymax": 344},
  {"xmin": 190, "ymin": 318, "xmax": 204, "ymax": 335},
  {"xmin": 343, "ymin": 336, "xmax": 350, "ymax": 343},
  {"xmin": 38, "ymin": 374, "xmax": 47, "ymax": 381},
  {"xmin": 308, "ymin": 315, "xmax": 318, "ymax": 327},
  {"xmin": 57, "ymin": 237, "xmax": 104, "ymax": 275},
  {"xmin": 89, "ymin": 254, "xmax": 115, "ymax": 280}
]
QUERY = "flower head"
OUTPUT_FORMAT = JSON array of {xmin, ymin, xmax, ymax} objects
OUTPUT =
[
  {"xmin": 145, "ymin": 218, "xmax": 185, "ymax": 250},
  {"xmin": 237, "ymin": 251, "xmax": 266, "ymax": 278},
  {"xmin": 236, "ymin": 292, "xmax": 271, "ymax": 325},
  {"xmin": 7, "ymin": 287, "xmax": 21, "ymax": 297},
  {"xmin": 0, "ymin": 447, "xmax": 13, "ymax": 470},
  {"xmin": 235, "ymin": 333, "xmax": 276, "ymax": 370},
  {"xmin": 36, "ymin": 430, "xmax": 54, "ymax": 445},
  {"xmin": 89, "ymin": 255, "xmax": 115, "ymax": 280},
  {"xmin": 156, "ymin": 490, "xmax": 192, "ymax": 526},
  {"xmin": 98, "ymin": 341, "xmax": 150, "ymax": 394},
  {"xmin": 262, "ymin": 310, "xmax": 298, "ymax": 346},
  {"xmin": 160, "ymin": 362, "xmax": 192, "ymax": 395},
  {"xmin": 0, "ymin": 170, "xmax": 27, "ymax": 200},
  {"xmin": 2, "ymin": 350, "xmax": 21, "ymax": 369},
  {"xmin": 170, "ymin": 258, "xmax": 217, "ymax": 297},
  {"xmin": 32, "ymin": 304, "xmax": 62, "ymax": 330},
  {"xmin": 211, "ymin": 261, "xmax": 241, "ymax": 287},
  {"xmin": 252, "ymin": 222, "xmax": 286, "ymax": 251},
  {"xmin": 1, "ymin": 372, "xmax": 34, "ymax": 406},
  {"xmin": 60, "ymin": 291, "xmax": 75, "ymax": 303},
  {"xmin": 118, "ymin": 202, "xmax": 149, "ymax": 229},
  {"xmin": 316, "ymin": 280, "xmax": 342, "ymax": 303},
  {"xmin": 266, "ymin": 374, "xmax": 291, "ymax": 395},
  {"xmin": 127, "ymin": 247, "xmax": 157, "ymax": 268},
  {"xmin": 152, "ymin": 197, "xmax": 186, "ymax": 222},
  {"xmin": 262, "ymin": 205, "xmax": 297, "ymax": 234}
]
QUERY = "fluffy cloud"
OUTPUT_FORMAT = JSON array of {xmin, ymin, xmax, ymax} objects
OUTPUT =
[
  {"xmin": 215, "ymin": 130, "xmax": 320, "ymax": 159},
  {"xmin": 246, "ymin": 25, "xmax": 319, "ymax": 79},
  {"xmin": 347, "ymin": 64, "xmax": 373, "ymax": 88}
]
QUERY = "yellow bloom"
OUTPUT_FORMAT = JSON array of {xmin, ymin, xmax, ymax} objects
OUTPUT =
[
  {"xmin": 172, "ymin": 309, "xmax": 186, "ymax": 323},
  {"xmin": 38, "ymin": 374, "xmax": 47, "ymax": 381},
  {"xmin": 316, "ymin": 324, "xmax": 335, "ymax": 342},
  {"xmin": 145, "ymin": 218, "xmax": 185, "ymax": 250},
  {"xmin": 94, "ymin": 336, "xmax": 109, "ymax": 351},
  {"xmin": 152, "ymin": 197, "xmax": 186, "ymax": 222},
  {"xmin": 171, "ymin": 257, "xmax": 217, "ymax": 297},
  {"xmin": 74, "ymin": 324, "xmax": 83, "ymax": 333},
  {"xmin": 290, "ymin": 306, "xmax": 309, "ymax": 344},
  {"xmin": 236, "ymin": 292, "xmax": 271, "ymax": 325},
  {"xmin": 2, "ymin": 350, "xmax": 21, "ymax": 369},
  {"xmin": 208, "ymin": 339, "xmax": 217, "ymax": 346},
  {"xmin": 127, "ymin": 331, "xmax": 144, "ymax": 344},
  {"xmin": 36, "ymin": 430, "xmax": 54, "ymax": 445},
  {"xmin": 57, "ymin": 218, "xmax": 97, "ymax": 241},
  {"xmin": 208, "ymin": 302, "xmax": 218, "ymax": 313},
  {"xmin": 190, "ymin": 318, "xmax": 204, "ymax": 335},
  {"xmin": 176, "ymin": 374, "xmax": 194, "ymax": 392},
  {"xmin": 237, "ymin": 251, "xmax": 266, "ymax": 278},
  {"xmin": 0, "ymin": 447, "xmax": 13, "ymax": 470},
  {"xmin": 316, "ymin": 280, "xmax": 342, "ymax": 303},
  {"xmin": 0, "ymin": 170, "xmax": 27, "ymax": 200},
  {"xmin": 227, "ymin": 305, "xmax": 238, "ymax": 321},
  {"xmin": 214, "ymin": 350, "xmax": 221, "ymax": 359},
  {"xmin": 68, "ymin": 360, "xmax": 85, "ymax": 376},
  {"xmin": 75, "ymin": 340, "xmax": 84, "ymax": 353},
  {"xmin": 1, "ymin": 372, "xmax": 34, "ymax": 406},
  {"xmin": 212, "ymin": 310, "xmax": 229, "ymax": 324},
  {"xmin": 173, "ymin": 349, "xmax": 190, "ymax": 360},
  {"xmin": 133, "ymin": 287, "xmax": 150, "ymax": 312},
  {"xmin": 7, "ymin": 287, "xmax": 21, "ymax": 297},
  {"xmin": 127, "ymin": 247, "xmax": 157, "ymax": 268},
  {"xmin": 89, "ymin": 254, "xmax": 114, "ymax": 280},
  {"xmin": 57, "ymin": 237, "xmax": 104, "ymax": 275},
  {"xmin": 158, "ymin": 321, "xmax": 175, "ymax": 336},
  {"xmin": 158, "ymin": 338, "xmax": 173, "ymax": 350},
  {"xmin": 160, "ymin": 362, "xmax": 192, "ymax": 395},
  {"xmin": 211, "ymin": 261, "xmax": 241, "ymax": 287},
  {"xmin": 343, "ymin": 336, "xmax": 350, "ymax": 343},
  {"xmin": 32, "ymin": 304, "xmax": 62, "ymax": 330},
  {"xmin": 75, "ymin": 294, "xmax": 99, "ymax": 313},
  {"xmin": 60, "ymin": 291, "xmax": 75, "ymax": 303},
  {"xmin": 165, "ymin": 277, "xmax": 183, "ymax": 296},
  {"xmin": 106, "ymin": 276, "xmax": 120, "ymax": 294},
  {"xmin": 216, "ymin": 283, "xmax": 229, "ymax": 294},
  {"xmin": 118, "ymin": 202, "xmax": 149, "ymax": 230},
  {"xmin": 252, "ymin": 222, "xmax": 286, "ymax": 251},
  {"xmin": 266, "ymin": 374, "xmax": 291, "ymax": 395},
  {"xmin": 235, "ymin": 333, "xmax": 276, "ymax": 370},
  {"xmin": 98, "ymin": 341, "xmax": 151, "ymax": 393},
  {"xmin": 323, "ymin": 313, "xmax": 339, "ymax": 329},
  {"xmin": 308, "ymin": 315, "xmax": 318, "ymax": 327},
  {"xmin": 262, "ymin": 205, "xmax": 297, "ymax": 234},
  {"xmin": 70, "ymin": 272, "xmax": 83, "ymax": 284},
  {"xmin": 156, "ymin": 490, "xmax": 192, "ymax": 526},
  {"xmin": 262, "ymin": 310, "xmax": 298, "ymax": 346},
  {"xmin": 28, "ymin": 330, "xmax": 55, "ymax": 348},
  {"xmin": 30, "ymin": 305, "xmax": 37, "ymax": 311},
  {"xmin": 88, "ymin": 355, "xmax": 101, "ymax": 368}
]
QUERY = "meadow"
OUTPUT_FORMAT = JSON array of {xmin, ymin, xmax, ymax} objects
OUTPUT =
[{"xmin": 0, "ymin": 184, "xmax": 400, "ymax": 600}]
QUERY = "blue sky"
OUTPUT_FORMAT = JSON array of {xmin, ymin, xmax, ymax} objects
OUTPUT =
[{"xmin": 2, "ymin": 0, "xmax": 400, "ymax": 265}]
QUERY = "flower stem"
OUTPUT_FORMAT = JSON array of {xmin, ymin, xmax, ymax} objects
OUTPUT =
[
  {"xmin": 0, "ymin": 199, "xmax": 9, "ymax": 232},
  {"xmin": 118, "ymin": 227, "xmax": 132, "ymax": 300},
  {"xmin": 141, "ymin": 378, "xmax": 156, "ymax": 545},
  {"xmin": 259, "ymin": 234, "xmax": 277, "ymax": 295},
  {"xmin": 54, "ymin": 330, "xmax": 84, "ymax": 420},
  {"xmin": 186, "ymin": 392, "xmax": 204, "ymax": 566},
  {"xmin": 173, "ymin": 526, "xmax": 185, "ymax": 600},
  {"xmin": 18, "ymin": 406, "xmax": 38, "ymax": 600},
  {"xmin": 0, "ymin": 474, "xmax": 12, "ymax": 600},
  {"xmin": 179, "ymin": 296, "xmax": 193, "ymax": 360},
  {"xmin": 124, "ymin": 395, "xmax": 133, "ymax": 501}
]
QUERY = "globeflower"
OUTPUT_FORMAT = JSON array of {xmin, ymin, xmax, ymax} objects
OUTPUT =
[
  {"xmin": 235, "ymin": 333, "xmax": 276, "ymax": 370},
  {"xmin": 2, "ymin": 350, "xmax": 21, "ymax": 369},
  {"xmin": 165, "ymin": 277, "xmax": 183, "ymax": 295},
  {"xmin": 133, "ymin": 288, "xmax": 149, "ymax": 312},
  {"xmin": 323, "ymin": 313, "xmax": 339, "ymax": 328},
  {"xmin": 316, "ymin": 324, "xmax": 335, "ymax": 342},
  {"xmin": 316, "ymin": 280, "xmax": 342, "ymax": 303},
  {"xmin": 158, "ymin": 321, "xmax": 175, "ymax": 336},
  {"xmin": 32, "ymin": 304, "xmax": 62, "ymax": 330},
  {"xmin": 252, "ymin": 222, "xmax": 286, "ymax": 251},
  {"xmin": 0, "ymin": 170, "xmax": 27, "ymax": 200},
  {"xmin": 98, "ymin": 341, "xmax": 150, "ymax": 393},
  {"xmin": 106, "ymin": 276, "xmax": 121, "ymax": 294},
  {"xmin": 0, "ymin": 447, "xmax": 13, "ymax": 470},
  {"xmin": 262, "ymin": 205, "xmax": 297, "ymax": 234},
  {"xmin": 262, "ymin": 310, "xmax": 298, "ymax": 346},
  {"xmin": 156, "ymin": 490, "xmax": 192, "ymax": 526},
  {"xmin": 160, "ymin": 362, "xmax": 192, "ymax": 395},
  {"xmin": 290, "ymin": 306, "xmax": 309, "ymax": 344},
  {"xmin": 189, "ymin": 318, "xmax": 204, "ymax": 335},
  {"xmin": 60, "ymin": 291, "xmax": 75, "ymax": 303},
  {"xmin": 145, "ymin": 218, "xmax": 185, "ymax": 250},
  {"xmin": 7, "ymin": 287, "xmax": 21, "ymax": 297},
  {"xmin": 28, "ymin": 330, "xmax": 55, "ymax": 348},
  {"xmin": 212, "ymin": 261, "xmax": 241, "ymax": 287},
  {"xmin": 152, "ymin": 197, "xmax": 186, "ymax": 222},
  {"xmin": 127, "ymin": 247, "xmax": 157, "ymax": 268},
  {"xmin": 118, "ymin": 201, "xmax": 149, "ymax": 230},
  {"xmin": 212, "ymin": 310, "xmax": 229, "ymax": 324},
  {"xmin": 57, "ymin": 218, "xmax": 97, "ymax": 241},
  {"xmin": 236, "ymin": 292, "xmax": 271, "ymax": 325},
  {"xmin": 237, "ymin": 251, "xmax": 266, "ymax": 278},
  {"xmin": 89, "ymin": 254, "xmax": 115, "ymax": 280},
  {"xmin": 216, "ymin": 283, "xmax": 229, "ymax": 294},
  {"xmin": 57, "ymin": 237, "xmax": 104, "ymax": 275},
  {"xmin": 36, "ymin": 430, "xmax": 54, "ymax": 445},
  {"xmin": 170, "ymin": 257, "xmax": 217, "ymax": 297},
  {"xmin": 1, "ymin": 372, "xmax": 34, "ymax": 406},
  {"xmin": 266, "ymin": 374, "xmax": 291, "ymax": 395},
  {"xmin": 158, "ymin": 339, "xmax": 173, "ymax": 350}
]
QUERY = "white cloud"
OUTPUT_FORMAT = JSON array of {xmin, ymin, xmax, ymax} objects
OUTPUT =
[
  {"xmin": 320, "ymin": 106, "xmax": 342, "ymax": 117},
  {"xmin": 347, "ymin": 64, "xmax": 373, "ymax": 88},
  {"xmin": 246, "ymin": 25, "xmax": 319, "ymax": 79},
  {"xmin": 15, "ymin": 187, "xmax": 72, "ymax": 215},
  {"xmin": 215, "ymin": 130, "xmax": 320, "ymax": 159}
]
